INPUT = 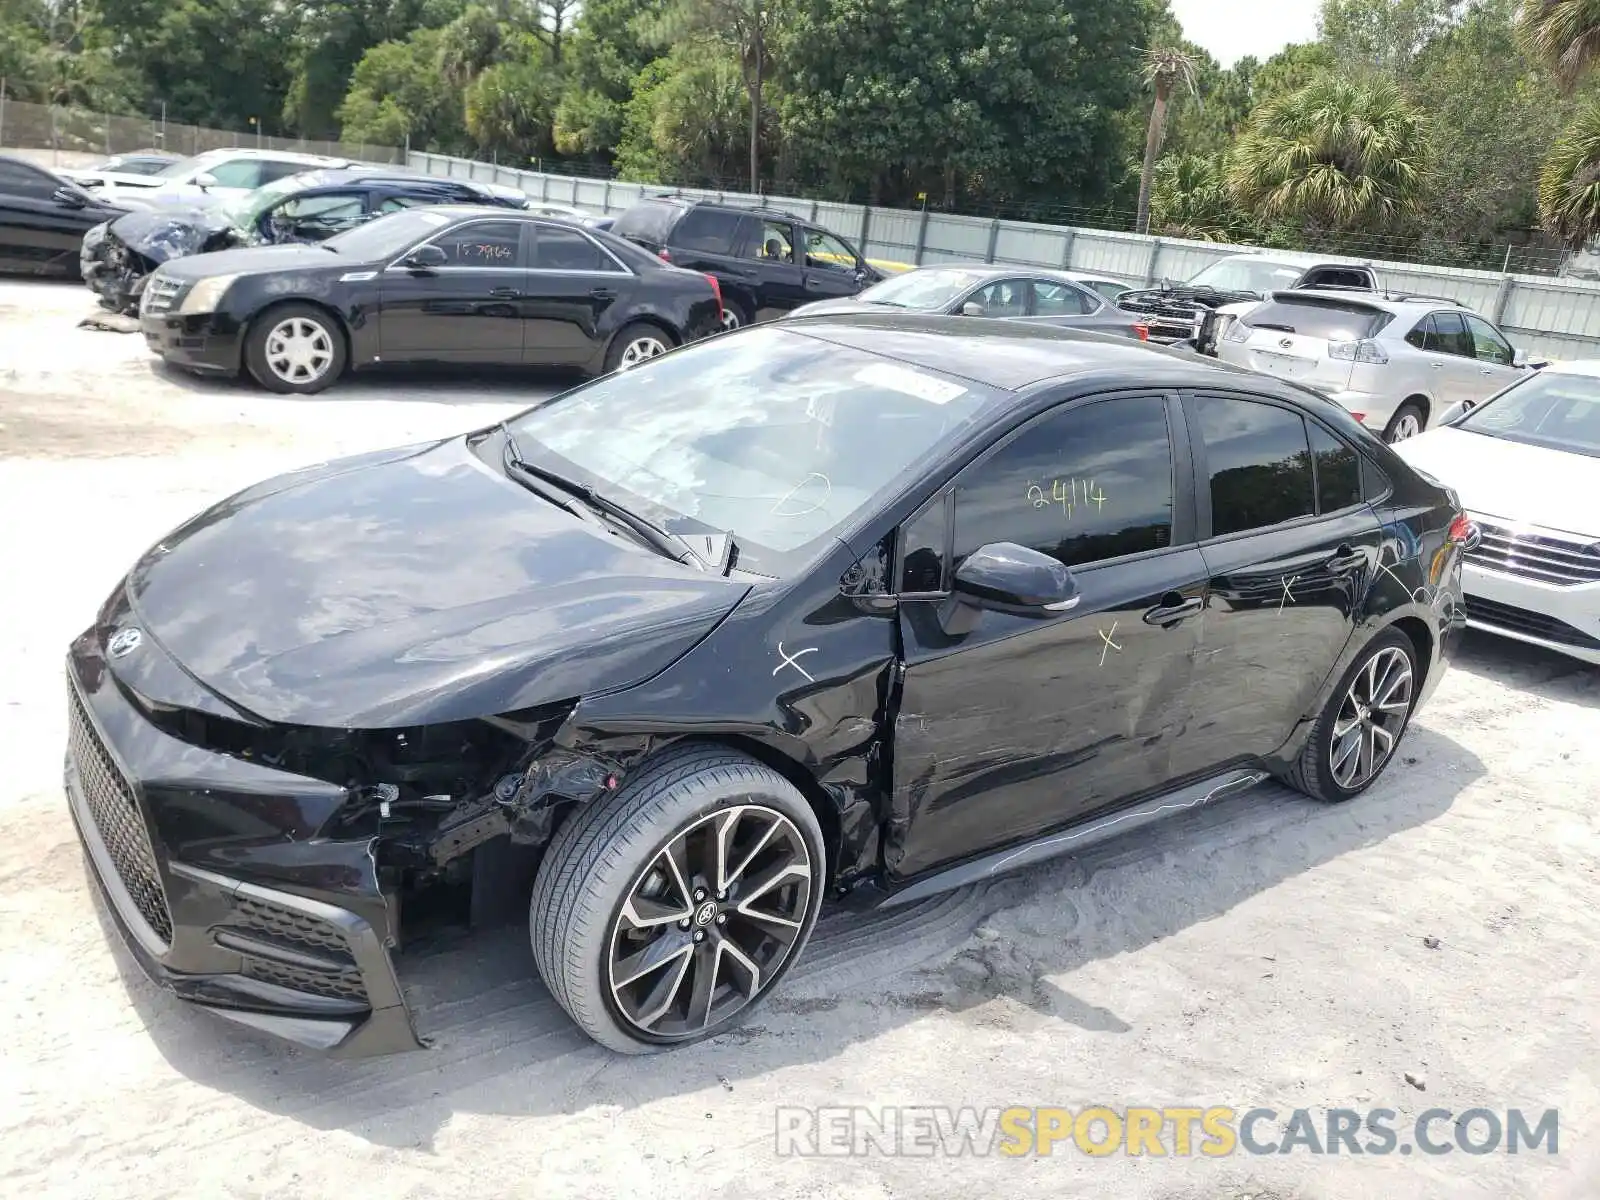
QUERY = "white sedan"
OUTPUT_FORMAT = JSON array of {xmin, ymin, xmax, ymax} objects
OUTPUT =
[{"xmin": 1391, "ymin": 362, "xmax": 1600, "ymax": 665}]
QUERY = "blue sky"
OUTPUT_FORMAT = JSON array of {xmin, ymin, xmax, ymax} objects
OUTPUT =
[{"xmin": 1170, "ymin": 0, "xmax": 1322, "ymax": 66}]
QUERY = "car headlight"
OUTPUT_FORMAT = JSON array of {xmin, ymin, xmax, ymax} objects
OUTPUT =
[{"xmin": 177, "ymin": 274, "xmax": 242, "ymax": 315}]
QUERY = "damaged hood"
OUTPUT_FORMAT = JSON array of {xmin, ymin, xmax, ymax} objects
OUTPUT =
[
  {"xmin": 108, "ymin": 203, "xmax": 239, "ymax": 262},
  {"xmin": 119, "ymin": 437, "xmax": 753, "ymax": 727},
  {"xmin": 1117, "ymin": 282, "xmax": 1263, "ymax": 312}
]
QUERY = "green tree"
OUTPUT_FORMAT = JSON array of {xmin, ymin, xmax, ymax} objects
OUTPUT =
[
  {"xmin": 614, "ymin": 45, "xmax": 747, "ymax": 183},
  {"xmin": 551, "ymin": 0, "xmax": 672, "ymax": 159},
  {"xmin": 1251, "ymin": 41, "xmax": 1337, "ymax": 102},
  {"xmin": 338, "ymin": 27, "xmax": 465, "ymax": 152},
  {"xmin": 1134, "ymin": 48, "xmax": 1199, "ymax": 234},
  {"xmin": 464, "ymin": 39, "xmax": 563, "ymax": 161},
  {"xmin": 1538, "ymin": 101, "xmax": 1600, "ymax": 243},
  {"xmin": 1230, "ymin": 74, "xmax": 1429, "ymax": 231},
  {"xmin": 1320, "ymin": 0, "xmax": 1458, "ymax": 76},
  {"xmin": 283, "ymin": 0, "xmax": 431, "ymax": 137},
  {"xmin": 1516, "ymin": 0, "xmax": 1600, "ymax": 89},
  {"xmin": 1150, "ymin": 153, "xmax": 1249, "ymax": 240}
]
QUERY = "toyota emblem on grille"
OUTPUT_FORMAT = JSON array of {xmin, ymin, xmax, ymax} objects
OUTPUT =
[
  {"xmin": 1279, "ymin": 337, "xmax": 1293, "ymax": 349},
  {"xmin": 107, "ymin": 628, "xmax": 143, "ymax": 658}
]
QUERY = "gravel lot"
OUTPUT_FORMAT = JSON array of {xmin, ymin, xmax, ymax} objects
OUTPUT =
[{"xmin": 1, "ymin": 277, "xmax": 1596, "ymax": 1199}]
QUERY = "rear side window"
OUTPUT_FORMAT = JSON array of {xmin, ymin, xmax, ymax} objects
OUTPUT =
[
  {"xmin": 1242, "ymin": 299, "xmax": 1390, "ymax": 342},
  {"xmin": 1194, "ymin": 395, "xmax": 1315, "ymax": 537},
  {"xmin": 1032, "ymin": 281, "xmax": 1098, "ymax": 315},
  {"xmin": 669, "ymin": 206, "xmax": 739, "ymax": 253},
  {"xmin": 0, "ymin": 160, "xmax": 54, "ymax": 198},
  {"xmin": 531, "ymin": 225, "xmax": 617, "ymax": 271},
  {"xmin": 610, "ymin": 200, "xmax": 682, "ymax": 245},
  {"xmin": 1308, "ymin": 422, "xmax": 1363, "ymax": 513}
]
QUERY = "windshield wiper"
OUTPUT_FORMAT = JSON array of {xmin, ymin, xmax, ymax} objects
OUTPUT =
[{"xmin": 500, "ymin": 427, "xmax": 712, "ymax": 570}]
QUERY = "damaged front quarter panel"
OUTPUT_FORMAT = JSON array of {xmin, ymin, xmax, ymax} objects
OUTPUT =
[{"xmin": 90, "ymin": 206, "xmax": 243, "ymax": 313}]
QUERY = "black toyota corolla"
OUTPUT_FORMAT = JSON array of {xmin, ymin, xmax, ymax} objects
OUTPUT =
[
  {"xmin": 66, "ymin": 315, "xmax": 1474, "ymax": 1057},
  {"xmin": 138, "ymin": 204, "xmax": 724, "ymax": 393}
]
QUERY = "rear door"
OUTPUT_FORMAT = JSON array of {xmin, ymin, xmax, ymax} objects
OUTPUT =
[
  {"xmin": 377, "ymin": 217, "xmax": 527, "ymax": 363},
  {"xmin": 1172, "ymin": 390, "xmax": 1384, "ymax": 775},
  {"xmin": 521, "ymin": 222, "xmax": 637, "ymax": 366}
]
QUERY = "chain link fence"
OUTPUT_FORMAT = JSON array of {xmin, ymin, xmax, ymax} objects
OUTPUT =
[{"xmin": 0, "ymin": 98, "xmax": 400, "ymax": 164}]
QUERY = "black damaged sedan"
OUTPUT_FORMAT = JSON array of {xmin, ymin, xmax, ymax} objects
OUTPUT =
[
  {"xmin": 138, "ymin": 205, "xmax": 724, "ymax": 393},
  {"xmin": 67, "ymin": 315, "xmax": 1473, "ymax": 1056}
]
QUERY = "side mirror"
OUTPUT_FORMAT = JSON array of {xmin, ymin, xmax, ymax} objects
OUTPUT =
[
  {"xmin": 193, "ymin": 172, "xmax": 219, "ymax": 191},
  {"xmin": 960, "ymin": 301, "xmax": 985, "ymax": 317},
  {"xmin": 939, "ymin": 543, "xmax": 1078, "ymax": 634},
  {"xmin": 1512, "ymin": 347, "xmax": 1529, "ymax": 368},
  {"xmin": 402, "ymin": 244, "xmax": 448, "ymax": 270},
  {"xmin": 52, "ymin": 185, "xmax": 87, "ymax": 208}
]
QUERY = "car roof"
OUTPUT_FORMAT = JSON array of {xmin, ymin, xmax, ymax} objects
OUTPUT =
[
  {"xmin": 891, "ymin": 263, "xmax": 1103, "ymax": 286},
  {"xmin": 193, "ymin": 147, "xmax": 346, "ymax": 165},
  {"xmin": 778, "ymin": 311, "xmax": 1317, "ymax": 394}
]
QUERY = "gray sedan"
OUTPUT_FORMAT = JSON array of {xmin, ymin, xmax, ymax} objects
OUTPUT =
[{"xmin": 782, "ymin": 264, "xmax": 1155, "ymax": 341}]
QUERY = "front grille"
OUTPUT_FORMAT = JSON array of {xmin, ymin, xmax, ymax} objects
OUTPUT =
[
  {"xmin": 1464, "ymin": 596, "xmax": 1600, "ymax": 650},
  {"xmin": 232, "ymin": 897, "xmax": 355, "ymax": 963},
  {"xmin": 242, "ymin": 959, "xmax": 369, "ymax": 1004},
  {"xmin": 68, "ymin": 686, "xmax": 174, "ymax": 944},
  {"xmin": 141, "ymin": 274, "xmax": 182, "ymax": 315},
  {"xmin": 1468, "ymin": 519, "xmax": 1600, "ymax": 586}
]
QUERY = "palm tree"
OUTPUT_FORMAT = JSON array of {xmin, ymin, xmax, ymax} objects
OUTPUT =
[
  {"xmin": 1538, "ymin": 102, "xmax": 1600, "ymax": 243},
  {"xmin": 1228, "ymin": 75, "xmax": 1429, "ymax": 232},
  {"xmin": 1150, "ymin": 154, "xmax": 1244, "ymax": 241},
  {"xmin": 1135, "ymin": 48, "xmax": 1200, "ymax": 236},
  {"xmin": 1516, "ymin": 0, "xmax": 1600, "ymax": 90}
]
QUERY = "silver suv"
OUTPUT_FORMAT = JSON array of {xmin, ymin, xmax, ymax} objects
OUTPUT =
[{"xmin": 1215, "ymin": 290, "xmax": 1543, "ymax": 442}]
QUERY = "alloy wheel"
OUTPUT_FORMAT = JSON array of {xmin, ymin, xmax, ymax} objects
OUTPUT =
[
  {"xmin": 606, "ymin": 804, "xmax": 813, "ymax": 1039},
  {"xmin": 264, "ymin": 317, "xmax": 335, "ymax": 385},
  {"xmin": 618, "ymin": 335, "xmax": 668, "ymax": 369},
  {"xmin": 1388, "ymin": 413, "xmax": 1422, "ymax": 442},
  {"xmin": 1329, "ymin": 646, "xmax": 1414, "ymax": 791},
  {"xmin": 721, "ymin": 308, "xmax": 742, "ymax": 331}
]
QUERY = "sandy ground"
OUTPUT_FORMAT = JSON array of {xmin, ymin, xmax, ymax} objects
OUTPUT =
[{"xmin": 1, "ymin": 277, "xmax": 1597, "ymax": 1199}]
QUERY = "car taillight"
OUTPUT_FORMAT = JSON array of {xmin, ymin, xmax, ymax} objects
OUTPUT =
[
  {"xmin": 1328, "ymin": 339, "xmax": 1388, "ymax": 364},
  {"xmin": 1133, "ymin": 323, "xmax": 1149, "ymax": 341},
  {"xmin": 1348, "ymin": 412, "xmax": 1366, "ymax": 424},
  {"xmin": 704, "ymin": 273, "xmax": 723, "ymax": 320},
  {"xmin": 658, "ymin": 248, "xmax": 672, "ymax": 263}
]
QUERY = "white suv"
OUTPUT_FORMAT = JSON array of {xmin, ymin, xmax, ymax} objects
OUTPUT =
[
  {"xmin": 86, "ymin": 148, "xmax": 350, "ymax": 207},
  {"xmin": 1215, "ymin": 290, "xmax": 1545, "ymax": 442}
]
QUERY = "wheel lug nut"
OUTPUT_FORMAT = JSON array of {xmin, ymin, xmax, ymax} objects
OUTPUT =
[
  {"xmin": 694, "ymin": 930, "xmax": 705, "ymax": 942},
  {"xmin": 716, "ymin": 914, "xmax": 727, "ymax": 925},
  {"xmin": 678, "ymin": 919, "xmax": 690, "ymax": 930},
  {"xmin": 693, "ymin": 889, "xmax": 706, "ymax": 901}
]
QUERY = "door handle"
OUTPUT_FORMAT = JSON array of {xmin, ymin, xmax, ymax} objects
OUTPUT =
[
  {"xmin": 1430, "ymin": 362, "xmax": 1445, "ymax": 369},
  {"xmin": 1142, "ymin": 595, "xmax": 1204, "ymax": 626},
  {"xmin": 1326, "ymin": 544, "xmax": 1367, "ymax": 573},
  {"xmin": 489, "ymin": 286, "xmax": 520, "ymax": 298},
  {"xmin": 1480, "ymin": 367, "xmax": 1494, "ymax": 375},
  {"xmin": 805, "ymin": 277, "xmax": 825, "ymax": 289},
  {"xmin": 590, "ymin": 287, "xmax": 616, "ymax": 299}
]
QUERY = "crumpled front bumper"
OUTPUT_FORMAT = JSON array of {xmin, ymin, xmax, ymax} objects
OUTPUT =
[
  {"xmin": 64, "ymin": 631, "xmax": 425, "ymax": 1057},
  {"xmin": 80, "ymin": 225, "xmax": 151, "ymax": 315}
]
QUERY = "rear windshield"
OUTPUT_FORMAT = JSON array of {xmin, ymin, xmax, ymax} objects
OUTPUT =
[
  {"xmin": 1242, "ymin": 298, "xmax": 1391, "ymax": 342},
  {"xmin": 610, "ymin": 199, "xmax": 683, "ymax": 245}
]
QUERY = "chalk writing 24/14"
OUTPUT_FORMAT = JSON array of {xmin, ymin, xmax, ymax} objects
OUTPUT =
[{"xmin": 1027, "ymin": 478, "xmax": 1107, "ymax": 519}]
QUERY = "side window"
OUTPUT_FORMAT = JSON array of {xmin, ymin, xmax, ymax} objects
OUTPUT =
[
  {"xmin": 899, "ymin": 496, "xmax": 950, "ymax": 593},
  {"xmin": 1426, "ymin": 311, "xmax": 1474, "ymax": 358},
  {"xmin": 803, "ymin": 228, "xmax": 858, "ymax": 272},
  {"xmin": 203, "ymin": 158, "xmax": 266, "ymax": 189},
  {"xmin": 428, "ymin": 221, "xmax": 524, "ymax": 266},
  {"xmin": 377, "ymin": 195, "xmax": 428, "ymax": 214},
  {"xmin": 272, "ymin": 192, "xmax": 365, "ymax": 228},
  {"xmin": 1031, "ymin": 281, "xmax": 1097, "ymax": 316},
  {"xmin": 256, "ymin": 161, "xmax": 309, "ymax": 187},
  {"xmin": 1194, "ymin": 395, "xmax": 1315, "ymax": 537},
  {"xmin": 952, "ymin": 396, "xmax": 1175, "ymax": 571},
  {"xmin": 1405, "ymin": 315, "xmax": 1433, "ymax": 350},
  {"xmin": 1464, "ymin": 314, "xmax": 1513, "ymax": 365},
  {"xmin": 0, "ymin": 160, "xmax": 56, "ymax": 198},
  {"xmin": 1308, "ymin": 422, "xmax": 1362, "ymax": 514},
  {"xmin": 531, "ymin": 225, "xmax": 617, "ymax": 271},
  {"xmin": 752, "ymin": 219, "xmax": 795, "ymax": 264},
  {"xmin": 670, "ymin": 207, "xmax": 738, "ymax": 253},
  {"xmin": 967, "ymin": 279, "xmax": 1029, "ymax": 318}
]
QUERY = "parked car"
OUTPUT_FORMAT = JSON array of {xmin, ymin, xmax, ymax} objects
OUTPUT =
[
  {"xmin": 782, "ymin": 264, "xmax": 1151, "ymax": 340},
  {"xmin": 83, "ymin": 168, "xmax": 534, "ymax": 314},
  {"xmin": 65, "ymin": 313, "xmax": 1470, "ymax": 1057},
  {"xmin": 59, "ymin": 151, "xmax": 182, "ymax": 189},
  {"xmin": 609, "ymin": 196, "xmax": 884, "ymax": 328},
  {"xmin": 138, "ymin": 205, "xmax": 724, "ymax": 393},
  {"xmin": 84, "ymin": 147, "xmax": 350, "ymax": 206},
  {"xmin": 1214, "ymin": 290, "xmax": 1544, "ymax": 443},
  {"xmin": 1117, "ymin": 252, "xmax": 1381, "ymax": 346},
  {"xmin": 0, "ymin": 154, "xmax": 129, "ymax": 277},
  {"xmin": 1390, "ymin": 362, "xmax": 1600, "ymax": 664}
]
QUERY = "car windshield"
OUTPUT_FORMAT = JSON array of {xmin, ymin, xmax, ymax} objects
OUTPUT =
[
  {"xmin": 151, "ymin": 155, "xmax": 209, "ymax": 180},
  {"xmin": 855, "ymin": 268, "xmax": 996, "ymax": 310},
  {"xmin": 1186, "ymin": 258, "xmax": 1306, "ymax": 295},
  {"xmin": 321, "ymin": 208, "xmax": 455, "ymax": 260},
  {"xmin": 503, "ymin": 326, "xmax": 996, "ymax": 573},
  {"xmin": 219, "ymin": 174, "xmax": 314, "ymax": 230},
  {"xmin": 1457, "ymin": 371, "xmax": 1600, "ymax": 458}
]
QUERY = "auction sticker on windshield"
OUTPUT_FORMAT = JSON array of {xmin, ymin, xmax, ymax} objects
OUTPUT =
[{"xmin": 853, "ymin": 362, "xmax": 969, "ymax": 405}]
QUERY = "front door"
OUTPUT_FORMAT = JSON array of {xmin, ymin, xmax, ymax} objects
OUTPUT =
[
  {"xmin": 888, "ymin": 392, "xmax": 1209, "ymax": 881},
  {"xmin": 742, "ymin": 216, "xmax": 807, "ymax": 317},
  {"xmin": 0, "ymin": 158, "xmax": 84, "ymax": 272},
  {"xmin": 1462, "ymin": 313, "xmax": 1524, "ymax": 401},
  {"xmin": 1173, "ymin": 391, "xmax": 1384, "ymax": 772},
  {"xmin": 798, "ymin": 227, "xmax": 868, "ymax": 303},
  {"xmin": 521, "ymin": 222, "xmax": 636, "ymax": 367},
  {"xmin": 378, "ymin": 218, "xmax": 527, "ymax": 363},
  {"xmin": 1415, "ymin": 311, "xmax": 1484, "ymax": 418}
]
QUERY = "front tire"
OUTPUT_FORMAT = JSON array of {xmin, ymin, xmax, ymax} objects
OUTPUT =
[
  {"xmin": 244, "ymin": 303, "xmax": 347, "ymax": 394},
  {"xmin": 530, "ymin": 744, "xmax": 826, "ymax": 1053},
  {"xmin": 1283, "ymin": 629, "xmax": 1420, "ymax": 803}
]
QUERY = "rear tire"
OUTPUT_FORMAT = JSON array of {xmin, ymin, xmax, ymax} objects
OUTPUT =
[
  {"xmin": 720, "ymin": 299, "xmax": 750, "ymax": 331},
  {"xmin": 529, "ymin": 743, "xmax": 826, "ymax": 1053},
  {"xmin": 603, "ymin": 322, "xmax": 675, "ymax": 374},
  {"xmin": 1383, "ymin": 401, "xmax": 1426, "ymax": 443},
  {"xmin": 1282, "ymin": 629, "xmax": 1420, "ymax": 803},
  {"xmin": 243, "ymin": 303, "xmax": 346, "ymax": 395}
]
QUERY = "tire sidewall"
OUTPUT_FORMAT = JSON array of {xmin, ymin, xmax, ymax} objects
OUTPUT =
[
  {"xmin": 603, "ymin": 322, "xmax": 675, "ymax": 375},
  {"xmin": 1314, "ymin": 628, "xmax": 1420, "ymax": 801},
  {"xmin": 1383, "ymin": 402, "xmax": 1425, "ymax": 444},
  {"xmin": 245, "ymin": 303, "xmax": 347, "ymax": 394}
]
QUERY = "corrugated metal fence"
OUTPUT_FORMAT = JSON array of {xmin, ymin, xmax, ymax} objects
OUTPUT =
[{"xmin": 410, "ymin": 150, "xmax": 1600, "ymax": 362}]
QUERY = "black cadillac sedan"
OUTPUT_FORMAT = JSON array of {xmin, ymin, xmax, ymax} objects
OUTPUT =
[
  {"xmin": 138, "ymin": 205, "xmax": 725, "ymax": 393},
  {"xmin": 66, "ymin": 315, "xmax": 1472, "ymax": 1057}
]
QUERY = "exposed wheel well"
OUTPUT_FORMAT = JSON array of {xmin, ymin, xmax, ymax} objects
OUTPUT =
[
  {"xmin": 1389, "ymin": 614, "xmax": 1433, "ymax": 681},
  {"xmin": 1399, "ymin": 394, "xmax": 1431, "ymax": 424},
  {"xmin": 244, "ymin": 298, "xmax": 351, "ymax": 370},
  {"xmin": 709, "ymin": 735, "xmax": 844, "ymax": 888},
  {"xmin": 611, "ymin": 316, "xmax": 680, "ymax": 350}
]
